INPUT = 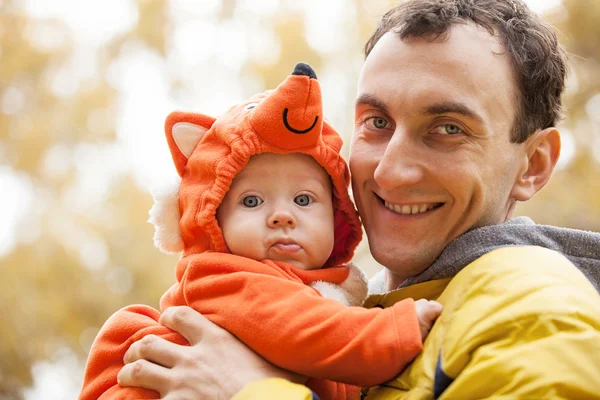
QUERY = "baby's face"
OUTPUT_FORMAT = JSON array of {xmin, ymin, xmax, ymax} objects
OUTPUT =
[{"xmin": 217, "ymin": 153, "xmax": 335, "ymax": 270}]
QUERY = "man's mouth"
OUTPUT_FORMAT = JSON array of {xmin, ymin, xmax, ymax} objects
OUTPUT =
[{"xmin": 380, "ymin": 197, "xmax": 444, "ymax": 215}]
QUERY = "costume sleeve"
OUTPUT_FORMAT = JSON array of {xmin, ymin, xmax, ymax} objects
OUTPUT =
[
  {"xmin": 160, "ymin": 253, "xmax": 422, "ymax": 386},
  {"xmin": 434, "ymin": 247, "xmax": 600, "ymax": 399},
  {"xmin": 78, "ymin": 305, "xmax": 189, "ymax": 400},
  {"xmin": 232, "ymin": 378, "xmax": 315, "ymax": 400}
]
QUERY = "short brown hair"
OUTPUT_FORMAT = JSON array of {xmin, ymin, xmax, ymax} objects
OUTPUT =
[{"xmin": 364, "ymin": 0, "xmax": 567, "ymax": 143}]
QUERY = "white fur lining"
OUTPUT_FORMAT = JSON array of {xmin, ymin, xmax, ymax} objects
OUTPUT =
[
  {"xmin": 339, "ymin": 262, "xmax": 368, "ymax": 306},
  {"xmin": 310, "ymin": 263, "xmax": 369, "ymax": 307},
  {"xmin": 310, "ymin": 281, "xmax": 351, "ymax": 306},
  {"xmin": 368, "ymin": 269, "xmax": 387, "ymax": 295},
  {"xmin": 147, "ymin": 178, "xmax": 184, "ymax": 254}
]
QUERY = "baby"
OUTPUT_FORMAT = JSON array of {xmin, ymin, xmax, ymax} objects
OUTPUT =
[{"xmin": 79, "ymin": 63, "xmax": 442, "ymax": 400}]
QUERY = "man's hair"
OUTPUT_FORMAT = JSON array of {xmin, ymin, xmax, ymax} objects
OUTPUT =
[{"xmin": 364, "ymin": 0, "xmax": 567, "ymax": 143}]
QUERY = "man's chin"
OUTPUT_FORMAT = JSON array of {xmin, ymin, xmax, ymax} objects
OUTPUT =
[{"xmin": 370, "ymin": 243, "xmax": 438, "ymax": 279}]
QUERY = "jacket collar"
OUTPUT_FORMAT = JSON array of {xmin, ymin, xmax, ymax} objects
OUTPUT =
[{"xmin": 364, "ymin": 278, "xmax": 452, "ymax": 309}]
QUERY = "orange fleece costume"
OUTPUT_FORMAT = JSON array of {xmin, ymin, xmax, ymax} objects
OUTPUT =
[{"xmin": 79, "ymin": 63, "xmax": 422, "ymax": 400}]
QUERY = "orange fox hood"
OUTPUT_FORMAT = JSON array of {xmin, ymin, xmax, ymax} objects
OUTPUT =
[{"xmin": 154, "ymin": 63, "xmax": 362, "ymax": 268}]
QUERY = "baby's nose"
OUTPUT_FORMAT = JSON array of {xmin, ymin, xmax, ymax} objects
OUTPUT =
[{"xmin": 268, "ymin": 211, "xmax": 296, "ymax": 228}]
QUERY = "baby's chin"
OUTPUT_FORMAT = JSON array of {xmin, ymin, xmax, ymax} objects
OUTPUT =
[
  {"xmin": 267, "ymin": 255, "xmax": 321, "ymax": 271},
  {"xmin": 288, "ymin": 260, "xmax": 322, "ymax": 271}
]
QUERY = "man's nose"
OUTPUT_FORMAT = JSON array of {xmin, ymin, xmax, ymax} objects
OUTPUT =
[
  {"xmin": 373, "ymin": 130, "xmax": 425, "ymax": 191},
  {"xmin": 268, "ymin": 210, "xmax": 297, "ymax": 228}
]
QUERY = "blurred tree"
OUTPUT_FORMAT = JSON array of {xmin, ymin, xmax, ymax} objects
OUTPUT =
[
  {"xmin": 0, "ymin": 0, "xmax": 178, "ymax": 398},
  {"xmin": 516, "ymin": 0, "xmax": 600, "ymax": 230}
]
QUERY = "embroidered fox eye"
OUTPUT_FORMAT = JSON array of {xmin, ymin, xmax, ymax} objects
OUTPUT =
[
  {"xmin": 242, "ymin": 195, "xmax": 263, "ymax": 208},
  {"xmin": 294, "ymin": 194, "xmax": 313, "ymax": 206},
  {"xmin": 244, "ymin": 103, "xmax": 258, "ymax": 111}
]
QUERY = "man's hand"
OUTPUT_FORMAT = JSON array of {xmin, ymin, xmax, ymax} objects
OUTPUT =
[
  {"xmin": 414, "ymin": 299, "xmax": 443, "ymax": 341},
  {"xmin": 117, "ymin": 306, "xmax": 305, "ymax": 400}
]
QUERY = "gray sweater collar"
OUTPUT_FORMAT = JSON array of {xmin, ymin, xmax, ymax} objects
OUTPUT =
[{"xmin": 369, "ymin": 217, "xmax": 600, "ymax": 294}]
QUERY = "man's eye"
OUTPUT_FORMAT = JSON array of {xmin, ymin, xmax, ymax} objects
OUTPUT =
[
  {"xmin": 242, "ymin": 195, "xmax": 263, "ymax": 208},
  {"xmin": 294, "ymin": 194, "xmax": 313, "ymax": 206},
  {"xmin": 365, "ymin": 117, "xmax": 389, "ymax": 129},
  {"xmin": 432, "ymin": 124, "xmax": 463, "ymax": 135}
]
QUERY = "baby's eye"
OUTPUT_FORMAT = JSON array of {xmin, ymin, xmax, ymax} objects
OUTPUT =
[
  {"xmin": 365, "ymin": 117, "xmax": 390, "ymax": 130},
  {"xmin": 294, "ymin": 194, "xmax": 313, "ymax": 206},
  {"xmin": 244, "ymin": 103, "xmax": 259, "ymax": 111},
  {"xmin": 242, "ymin": 195, "xmax": 263, "ymax": 208},
  {"xmin": 431, "ymin": 123, "xmax": 463, "ymax": 135}
]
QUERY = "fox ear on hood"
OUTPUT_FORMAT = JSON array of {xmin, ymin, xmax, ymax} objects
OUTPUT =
[{"xmin": 165, "ymin": 112, "xmax": 216, "ymax": 177}]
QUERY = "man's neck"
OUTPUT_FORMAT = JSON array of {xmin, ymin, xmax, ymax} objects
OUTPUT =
[
  {"xmin": 384, "ymin": 269, "xmax": 407, "ymax": 292},
  {"xmin": 382, "ymin": 216, "xmax": 518, "ymax": 292}
]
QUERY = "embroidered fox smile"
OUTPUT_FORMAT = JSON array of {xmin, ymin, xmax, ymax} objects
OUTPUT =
[{"xmin": 282, "ymin": 108, "xmax": 319, "ymax": 134}]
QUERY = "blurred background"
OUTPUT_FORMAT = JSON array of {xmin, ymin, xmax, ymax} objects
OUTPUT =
[{"xmin": 1, "ymin": 0, "xmax": 598, "ymax": 398}]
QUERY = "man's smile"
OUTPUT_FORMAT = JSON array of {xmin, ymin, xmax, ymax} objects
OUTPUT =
[
  {"xmin": 375, "ymin": 194, "xmax": 444, "ymax": 216},
  {"xmin": 383, "ymin": 200, "xmax": 443, "ymax": 215}
]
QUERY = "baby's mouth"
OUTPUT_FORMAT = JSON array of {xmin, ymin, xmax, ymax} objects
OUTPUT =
[{"xmin": 271, "ymin": 242, "xmax": 302, "ymax": 253}]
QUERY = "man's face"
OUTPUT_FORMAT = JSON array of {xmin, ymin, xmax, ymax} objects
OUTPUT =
[
  {"xmin": 217, "ymin": 152, "xmax": 335, "ymax": 270},
  {"xmin": 350, "ymin": 24, "xmax": 528, "ymax": 280}
]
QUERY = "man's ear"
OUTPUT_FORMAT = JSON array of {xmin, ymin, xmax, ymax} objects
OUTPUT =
[{"xmin": 511, "ymin": 127, "xmax": 561, "ymax": 202}]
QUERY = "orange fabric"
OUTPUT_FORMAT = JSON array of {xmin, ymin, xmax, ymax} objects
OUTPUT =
[
  {"xmin": 80, "ymin": 254, "xmax": 423, "ymax": 400},
  {"xmin": 249, "ymin": 74, "xmax": 322, "ymax": 149},
  {"xmin": 79, "ymin": 65, "xmax": 417, "ymax": 400},
  {"xmin": 305, "ymin": 378, "xmax": 361, "ymax": 400},
  {"xmin": 165, "ymin": 66, "xmax": 362, "ymax": 267},
  {"xmin": 78, "ymin": 305, "xmax": 188, "ymax": 400}
]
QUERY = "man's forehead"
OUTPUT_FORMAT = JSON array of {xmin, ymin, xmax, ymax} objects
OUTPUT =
[
  {"xmin": 359, "ymin": 23, "xmax": 511, "ymax": 88},
  {"xmin": 356, "ymin": 23, "xmax": 516, "ymax": 126}
]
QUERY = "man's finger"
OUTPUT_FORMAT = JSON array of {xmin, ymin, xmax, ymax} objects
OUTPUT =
[
  {"xmin": 117, "ymin": 359, "xmax": 169, "ymax": 394},
  {"xmin": 124, "ymin": 334, "xmax": 181, "ymax": 368},
  {"xmin": 159, "ymin": 306, "xmax": 214, "ymax": 345}
]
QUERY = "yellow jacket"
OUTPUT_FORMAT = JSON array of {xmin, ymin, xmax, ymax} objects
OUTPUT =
[{"xmin": 233, "ymin": 246, "xmax": 600, "ymax": 399}]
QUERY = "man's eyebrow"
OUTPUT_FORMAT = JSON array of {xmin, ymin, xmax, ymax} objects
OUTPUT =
[
  {"xmin": 421, "ymin": 102, "xmax": 483, "ymax": 123},
  {"xmin": 355, "ymin": 94, "xmax": 390, "ymax": 115}
]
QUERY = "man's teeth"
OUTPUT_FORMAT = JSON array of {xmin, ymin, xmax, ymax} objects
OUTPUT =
[{"xmin": 384, "ymin": 201, "xmax": 437, "ymax": 215}]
